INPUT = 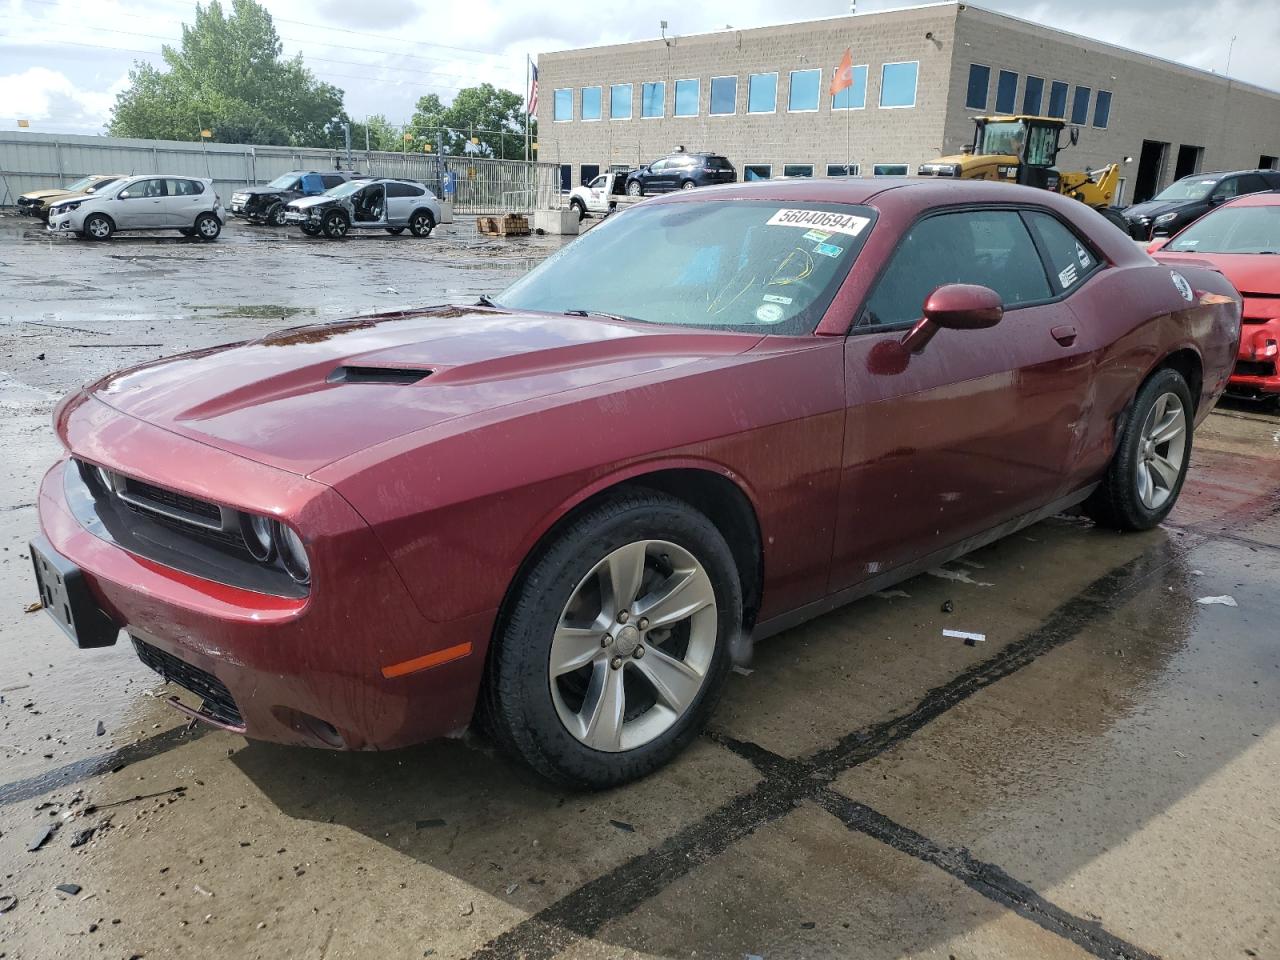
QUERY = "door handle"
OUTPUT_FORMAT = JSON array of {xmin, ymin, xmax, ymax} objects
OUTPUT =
[{"xmin": 1051, "ymin": 324, "xmax": 1078, "ymax": 346}]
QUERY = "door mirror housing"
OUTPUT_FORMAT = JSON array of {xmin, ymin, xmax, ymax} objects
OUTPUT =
[{"xmin": 901, "ymin": 284, "xmax": 1004, "ymax": 353}]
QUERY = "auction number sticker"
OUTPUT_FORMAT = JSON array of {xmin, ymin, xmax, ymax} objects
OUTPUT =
[
  {"xmin": 755, "ymin": 303, "xmax": 786, "ymax": 324},
  {"xmin": 767, "ymin": 209, "xmax": 870, "ymax": 238}
]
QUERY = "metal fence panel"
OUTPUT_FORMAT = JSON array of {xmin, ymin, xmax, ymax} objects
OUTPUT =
[{"xmin": 0, "ymin": 131, "xmax": 562, "ymax": 214}]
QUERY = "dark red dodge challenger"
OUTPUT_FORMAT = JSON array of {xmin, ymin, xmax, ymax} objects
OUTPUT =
[{"xmin": 32, "ymin": 179, "xmax": 1240, "ymax": 787}]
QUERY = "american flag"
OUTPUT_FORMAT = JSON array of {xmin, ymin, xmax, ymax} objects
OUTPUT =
[{"xmin": 528, "ymin": 59, "xmax": 539, "ymax": 116}]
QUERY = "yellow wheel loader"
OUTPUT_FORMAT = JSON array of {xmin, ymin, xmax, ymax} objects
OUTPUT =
[{"xmin": 918, "ymin": 115, "xmax": 1129, "ymax": 231}]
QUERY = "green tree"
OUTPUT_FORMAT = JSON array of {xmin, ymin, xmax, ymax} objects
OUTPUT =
[
  {"xmin": 109, "ymin": 0, "xmax": 346, "ymax": 147},
  {"xmin": 408, "ymin": 84, "xmax": 532, "ymax": 159}
]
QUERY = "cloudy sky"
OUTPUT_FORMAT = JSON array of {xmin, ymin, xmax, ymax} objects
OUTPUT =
[{"xmin": 1, "ymin": 0, "xmax": 1276, "ymax": 135}]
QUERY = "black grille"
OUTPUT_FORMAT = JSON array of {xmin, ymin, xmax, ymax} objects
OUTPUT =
[
  {"xmin": 132, "ymin": 637, "xmax": 244, "ymax": 728},
  {"xmin": 1235, "ymin": 360, "xmax": 1276, "ymax": 378},
  {"xmin": 122, "ymin": 477, "xmax": 222, "ymax": 523},
  {"xmin": 117, "ymin": 499, "xmax": 247, "ymax": 551}
]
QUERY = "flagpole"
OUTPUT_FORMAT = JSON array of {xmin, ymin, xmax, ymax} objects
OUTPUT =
[{"xmin": 525, "ymin": 55, "xmax": 531, "ymax": 163}]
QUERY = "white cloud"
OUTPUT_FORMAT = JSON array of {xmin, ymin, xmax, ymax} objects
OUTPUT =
[{"xmin": 0, "ymin": 66, "xmax": 126, "ymax": 133}]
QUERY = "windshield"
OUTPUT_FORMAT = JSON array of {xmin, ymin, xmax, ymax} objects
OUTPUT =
[
  {"xmin": 978, "ymin": 121, "xmax": 1028, "ymax": 158},
  {"xmin": 1153, "ymin": 177, "xmax": 1216, "ymax": 202},
  {"xmin": 496, "ymin": 200, "xmax": 876, "ymax": 335},
  {"xmin": 324, "ymin": 180, "xmax": 366, "ymax": 198},
  {"xmin": 63, "ymin": 176, "xmax": 98, "ymax": 191},
  {"xmin": 1165, "ymin": 206, "xmax": 1280, "ymax": 254},
  {"xmin": 268, "ymin": 173, "xmax": 302, "ymax": 189}
]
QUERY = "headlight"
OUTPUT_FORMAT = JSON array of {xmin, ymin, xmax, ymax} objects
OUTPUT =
[
  {"xmin": 54, "ymin": 201, "xmax": 80, "ymax": 213},
  {"xmin": 918, "ymin": 163, "xmax": 960, "ymax": 177},
  {"xmin": 273, "ymin": 523, "xmax": 311, "ymax": 584},
  {"xmin": 239, "ymin": 512, "xmax": 275, "ymax": 562},
  {"xmin": 1154, "ymin": 212, "xmax": 1178, "ymax": 224}
]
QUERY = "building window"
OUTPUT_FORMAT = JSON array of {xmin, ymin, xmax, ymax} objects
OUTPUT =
[
  {"xmin": 827, "ymin": 163, "xmax": 860, "ymax": 176},
  {"xmin": 995, "ymin": 70, "xmax": 1018, "ymax": 113},
  {"xmin": 1047, "ymin": 80, "xmax": 1068, "ymax": 118},
  {"xmin": 966, "ymin": 63, "xmax": 990, "ymax": 110},
  {"xmin": 1071, "ymin": 85, "xmax": 1091, "ymax": 124},
  {"xmin": 832, "ymin": 65, "xmax": 868, "ymax": 109},
  {"xmin": 783, "ymin": 164, "xmax": 814, "ymax": 178},
  {"xmin": 744, "ymin": 164, "xmax": 772, "ymax": 181},
  {"xmin": 788, "ymin": 69, "xmax": 821, "ymax": 112},
  {"xmin": 580, "ymin": 86, "xmax": 602, "ymax": 121},
  {"xmin": 1093, "ymin": 90, "xmax": 1112, "ymax": 128},
  {"xmin": 710, "ymin": 76, "xmax": 737, "ymax": 115},
  {"xmin": 1023, "ymin": 75, "xmax": 1044, "ymax": 115},
  {"xmin": 873, "ymin": 163, "xmax": 909, "ymax": 176},
  {"xmin": 610, "ymin": 83, "xmax": 632, "ymax": 120},
  {"xmin": 880, "ymin": 62, "xmax": 918, "ymax": 108},
  {"xmin": 641, "ymin": 81, "xmax": 664, "ymax": 118},
  {"xmin": 559, "ymin": 164, "xmax": 572, "ymax": 191},
  {"xmin": 675, "ymin": 78, "xmax": 699, "ymax": 116},
  {"xmin": 580, "ymin": 164, "xmax": 600, "ymax": 185},
  {"xmin": 554, "ymin": 88, "xmax": 572, "ymax": 122},
  {"xmin": 748, "ymin": 73, "xmax": 777, "ymax": 113}
]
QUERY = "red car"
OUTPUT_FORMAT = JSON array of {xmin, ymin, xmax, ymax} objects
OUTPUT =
[
  {"xmin": 32, "ymin": 179, "xmax": 1240, "ymax": 787},
  {"xmin": 1148, "ymin": 190, "xmax": 1280, "ymax": 404}
]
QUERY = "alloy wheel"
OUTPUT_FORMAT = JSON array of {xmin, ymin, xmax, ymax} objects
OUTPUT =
[
  {"xmin": 198, "ymin": 216, "xmax": 220, "ymax": 238},
  {"xmin": 87, "ymin": 217, "xmax": 111, "ymax": 239},
  {"xmin": 549, "ymin": 539, "xmax": 717, "ymax": 752},
  {"xmin": 1136, "ymin": 391, "xmax": 1187, "ymax": 510}
]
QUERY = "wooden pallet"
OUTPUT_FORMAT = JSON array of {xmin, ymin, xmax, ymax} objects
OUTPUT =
[{"xmin": 476, "ymin": 214, "xmax": 530, "ymax": 237}]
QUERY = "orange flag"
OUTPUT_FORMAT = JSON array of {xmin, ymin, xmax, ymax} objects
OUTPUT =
[{"xmin": 830, "ymin": 47, "xmax": 854, "ymax": 96}]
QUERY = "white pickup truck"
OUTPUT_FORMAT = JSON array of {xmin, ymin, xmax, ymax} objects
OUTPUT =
[{"xmin": 567, "ymin": 170, "xmax": 630, "ymax": 221}]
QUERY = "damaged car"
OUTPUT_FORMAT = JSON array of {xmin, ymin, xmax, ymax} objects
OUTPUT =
[
  {"xmin": 283, "ymin": 178, "xmax": 441, "ymax": 239},
  {"xmin": 32, "ymin": 179, "xmax": 1239, "ymax": 788},
  {"xmin": 230, "ymin": 169, "xmax": 362, "ymax": 226},
  {"xmin": 17, "ymin": 175, "xmax": 127, "ymax": 222}
]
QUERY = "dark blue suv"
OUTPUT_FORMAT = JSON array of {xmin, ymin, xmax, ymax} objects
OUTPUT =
[{"xmin": 625, "ymin": 153, "xmax": 736, "ymax": 196}]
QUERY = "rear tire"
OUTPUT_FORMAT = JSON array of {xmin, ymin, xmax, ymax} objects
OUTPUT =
[
  {"xmin": 83, "ymin": 214, "xmax": 113, "ymax": 241},
  {"xmin": 570, "ymin": 199, "xmax": 586, "ymax": 221},
  {"xmin": 323, "ymin": 210, "xmax": 349, "ymax": 239},
  {"xmin": 1083, "ymin": 367, "xmax": 1194, "ymax": 531},
  {"xmin": 481, "ymin": 490, "xmax": 741, "ymax": 788},
  {"xmin": 409, "ymin": 209, "xmax": 435, "ymax": 237},
  {"xmin": 681, "ymin": 180, "xmax": 696, "ymax": 191},
  {"xmin": 627, "ymin": 180, "xmax": 643, "ymax": 197},
  {"xmin": 194, "ymin": 213, "xmax": 221, "ymax": 241}
]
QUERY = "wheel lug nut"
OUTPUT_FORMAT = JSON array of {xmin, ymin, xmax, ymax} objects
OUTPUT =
[
  {"xmin": 601, "ymin": 634, "xmax": 612, "ymax": 647},
  {"xmin": 610, "ymin": 657, "xmax": 623, "ymax": 670},
  {"xmin": 638, "ymin": 618, "xmax": 649, "ymax": 630},
  {"xmin": 617, "ymin": 611, "xmax": 629, "ymax": 623},
  {"xmin": 634, "ymin": 645, "xmax": 645, "ymax": 659}
]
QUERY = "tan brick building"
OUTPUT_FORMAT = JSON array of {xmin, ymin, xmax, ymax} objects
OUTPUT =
[{"xmin": 536, "ymin": 2, "xmax": 1280, "ymax": 205}]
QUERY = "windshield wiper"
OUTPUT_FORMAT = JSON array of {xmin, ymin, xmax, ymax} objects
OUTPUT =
[{"xmin": 563, "ymin": 308, "xmax": 641, "ymax": 323}]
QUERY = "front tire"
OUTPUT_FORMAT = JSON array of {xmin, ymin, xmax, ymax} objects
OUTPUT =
[
  {"xmin": 268, "ymin": 202, "xmax": 287, "ymax": 227},
  {"xmin": 482, "ymin": 490, "xmax": 742, "ymax": 788},
  {"xmin": 323, "ymin": 210, "xmax": 349, "ymax": 239},
  {"xmin": 83, "ymin": 214, "xmax": 113, "ymax": 241},
  {"xmin": 1083, "ymin": 367, "xmax": 1194, "ymax": 531},
  {"xmin": 570, "ymin": 199, "xmax": 586, "ymax": 221}
]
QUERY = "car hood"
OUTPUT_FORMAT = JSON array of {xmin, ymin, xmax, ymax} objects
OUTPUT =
[
  {"xmin": 1125, "ymin": 199, "xmax": 1194, "ymax": 220},
  {"xmin": 1154, "ymin": 250, "xmax": 1280, "ymax": 317},
  {"xmin": 237, "ymin": 185, "xmax": 293, "ymax": 196},
  {"xmin": 22, "ymin": 188, "xmax": 72, "ymax": 202},
  {"xmin": 287, "ymin": 194, "xmax": 337, "ymax": 210},
  {"xmin": 83, "ymin": 307, "xmax": 765, "ymax": 476}
]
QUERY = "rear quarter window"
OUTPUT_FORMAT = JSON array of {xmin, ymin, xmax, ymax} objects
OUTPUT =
[{"xmin": 1023, "ymin": 211, "xmax": 1100, "ymax": 293}]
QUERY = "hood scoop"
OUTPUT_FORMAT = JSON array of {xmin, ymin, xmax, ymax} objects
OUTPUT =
[{"xmin": 326, "ymin": 365, "xmax": 432, "ymax": 385}]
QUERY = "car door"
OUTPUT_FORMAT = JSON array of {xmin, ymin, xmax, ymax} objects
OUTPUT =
[
  {"xmin": 586, "ymin": 175, "xmax": 607, "ymax": 211},
  {"xmin": 829, "ymin": 206, "xmax": 1097, "ymax": 592},
  {"xmin": 644, "ymin": 158, "xmax": 671, "ymax": 192},
  {"xmin": 161, "ymin": 178, "xmax": 203, "ymax": 227},
  {"xmin": 115, "ymin": 178, "xmax": 170, "ymax": 228},
  {"xmin": 386, "ymin": 182, "xmax": 418, "ymax": 224}
]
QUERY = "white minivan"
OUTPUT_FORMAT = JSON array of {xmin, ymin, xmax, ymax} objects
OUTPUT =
[{"xmin": 46, "ymin": 175, "xmax": 224, "ymax": 241}]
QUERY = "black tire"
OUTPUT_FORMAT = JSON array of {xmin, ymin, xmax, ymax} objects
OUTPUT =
[
  {"xmin": 385, "ymin": 226, "xmax": 406, "ymax": 235},
  {"xmin": 300, "ymin": 224, "xmax": 321, "ymax": 237},
  {"xmin": 626, "ymin": 180, "xmax": 643, "ymax": 197},
  {"xmin": 1097, "ymin": 206, "xmax": 1129, "ymax": 233},
  {"xmin": 481, "ymin": 490, "xmax": 742, "ymax": 789},
  {"xmin": 82, "ymin": 213, "xmax": 113, "ymax": 241},
  {"xmin": 1083, "ymin": 367, "xmax": 1194, "ymax": 531},
  {"xmin": 194, "ymin": 213, "xmax": 221, "ymax": 241},
  {"xmin": 680, "ymin": 180, "xmax": 696, "ymax": 191},
  {"xmin": 570, "ymin": 199, "xmax": 587, "ymax": 221},
  {"xmin": 268, "ymin": 202, "xmax": 287, "ymax": 227},
  {"xmin": 409, "ymin": 209, "xmax": 435, "ymax": 237},
  {"xmin": 323, "ymin": 209, "xmax": 350, "ymax": 239}
]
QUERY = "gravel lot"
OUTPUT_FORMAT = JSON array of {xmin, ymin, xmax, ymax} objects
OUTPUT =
[{"xmin": 1, "ymin": 212, "xmax": 1278, "ymax": 960}]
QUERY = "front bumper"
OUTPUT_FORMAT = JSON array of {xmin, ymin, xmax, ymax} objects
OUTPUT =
[
  {"xmin": 36, "ymin": 395, "xmax": 492, "ymax": 749},
  {"xmin": 1124, "ymin": 218, "xmax": 1151, "ymax": 240},
  {"xmin": 46, "ymin": 208, "xmax": 84, "ymax": 233},
  {"xmin": 1228, "ymin": 319, "xmax": 1280, "ymax": 396}
]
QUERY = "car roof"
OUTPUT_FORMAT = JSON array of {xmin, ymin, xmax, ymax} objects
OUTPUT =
[
  {"xmin": 1175, "ymin": 169, "xmax": 1277, "ymax": 180},
  {"xmin": 1223, "ymin": 190, "xmax": 1280, "ymax": 207}
]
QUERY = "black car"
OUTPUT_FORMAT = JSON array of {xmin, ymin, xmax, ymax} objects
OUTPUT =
[
  {"xmin": 625, "ymin": 153, "xmax": 736, "ymax": 196},
  {"xmin": 230, "ymin": 170, "xmax": 364, "ymax": 226},
  {"xmin": 1122, "ymin": 169, "xmax": 1280, "ymax": 240}
]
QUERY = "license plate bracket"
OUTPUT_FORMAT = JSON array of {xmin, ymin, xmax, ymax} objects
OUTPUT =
[{"xmin": 29, "ymin": 535, "xmax": 119, "ymax": 648}]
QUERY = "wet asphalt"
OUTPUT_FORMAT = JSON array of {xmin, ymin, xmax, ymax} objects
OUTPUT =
[{"xmin": 0, "ymin": 213, "xmax": 1278, "ymax": 960}]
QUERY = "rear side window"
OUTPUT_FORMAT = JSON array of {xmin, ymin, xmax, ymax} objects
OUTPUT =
[
  {"xmin": 1236, "ymin": 173, "xmax": 1269, "ymax": 194},
  {"xmin": 1023, "ymin": 211, "xmax": 1099, "ymax": 293},
  {"xmin": 386, "ymin": 182, "xmax": 425, "ymax": 197},
  {"xmin": 321, "ymin": 175, "xmax": 346, "ymax": 188},
  {"xmin": 705, "ymin": 156, "xmax": 732, "ymax": 170},
  {"xmin": 862, "ymin": 210, "xmax": 1051, "ymax": 327}
]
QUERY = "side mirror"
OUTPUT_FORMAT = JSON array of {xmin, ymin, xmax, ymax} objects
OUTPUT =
[
  {"xmin": 1208, "ymin": 194, "xmax": 1225, "ymax": 205},
  {"xmin": 901, "ymin": 284, "xmax": 1003, "ymax": 353}
]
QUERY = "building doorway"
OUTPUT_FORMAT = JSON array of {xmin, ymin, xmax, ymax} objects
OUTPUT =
[
  {"xmin": 1261, "ymin": 155, "xmax": 1278, "ymax": 170},
  {"xmin": 559, "ymin": 165, "xmax": 572, "ymax": 192},
  {"xmin": 1173, "ymin": 145, "xmax": 1203, "ymax": 180},
  {"xmin": 1133, "ymin": 140, "xmax": 1169, "ymax": 203}
]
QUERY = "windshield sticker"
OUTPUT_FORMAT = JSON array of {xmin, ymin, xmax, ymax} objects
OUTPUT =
[
  {"xmin": 802, "ymin": 229, "xmax": 832, "ymax": 243},
  {"xmin": 1075, "ymin": 242, "xmax": 1092, "ymax": 269},
  {"xmin": 1170, "ymin": 270, "xmax": 1194, "ymax": 301},
  {"xmin": 755, "ymin": 303, "xmax": 786, "ymax": 324},
  {"xmin": 767, "ymin": 209, "xmax": 870, "ymax": 237},
  {"xmin": 762, "ymin": 294, "xmax": 793, "ymax": 305},
  {"xmin": 1057, "ymin": 264, "xmax": 1078, "ymax": 288},
  {"xmin": 813, "ymin": 241, "xmax": 843, "ymax": 258}
]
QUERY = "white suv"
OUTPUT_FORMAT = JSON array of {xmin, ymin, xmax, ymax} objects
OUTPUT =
[{"xmin": 46, "ymin": 175, "xmax": 224, "ymax": 241}]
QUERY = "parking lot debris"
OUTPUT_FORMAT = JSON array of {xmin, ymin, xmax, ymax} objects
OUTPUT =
[
  {"xmin": 941, "ymin": 599, "xmax": 954, "ymax": 613},
  {"xmin": 0, "ymin": 894, "xmax": 16, "ymax": 914},
  {"xmin": 1196, "ymin": 595, "xmax": 1238, "ymax": 606},
  {"xmin": 193, "ymin": 884, "xmax": 214, "ymax": 897},
  {"xmin": 874, "ymin": 589, "xmax": 910, "ymax": 599},
  {"xmin": 415, "ymin": 818, "xmax": 446, "ymax": 830},
  {"xmin": 23, "ymin": 601, "xmax": 43, "ymax": 613},
  {"xmin": 942, "ymin": 629, "xmax": 987, "ymax": 647},
  {"xmin": 70, "ymin": 827, "xmax": 97, "ymax": 848},
  {"xmin": 732, "ymin": 665, "xmax": 754, "ymax": 676},
  {"xmin": 928, "ymin": 567, "xmax": 994, "ymax": 587},
  {"xmin": 504, "ymin": 882, "xmax": 519, "ymax": 895},
  {"xmin": 609, "ymin": 819, "xmax": 636, "ymax": 833},
  {"xmin": 460, "ymin": 901, "xmax": 474, "ymax": 917},
  {"xmin": 55, "ymin": 883, "xmax": 82, "ymax": 896},
  {"xmin": 95, "ymin": 720, "xmax": 106, "ymax": 736},
  {"xmin": 28, "ymin": 822, "xmax": 58, "ymax": 851}
]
